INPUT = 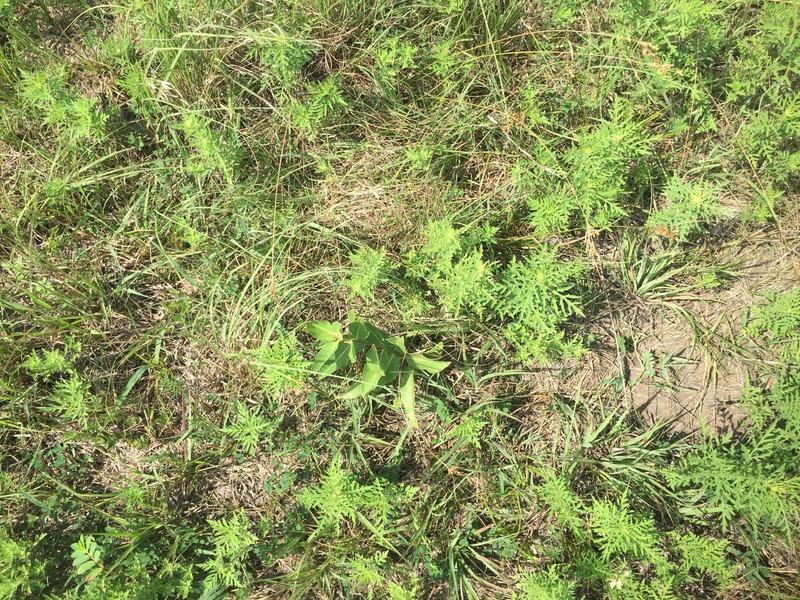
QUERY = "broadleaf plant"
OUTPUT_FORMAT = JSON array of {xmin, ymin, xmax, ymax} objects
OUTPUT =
[
  {"xmin": 305, "ymin": 312, "xmax": 449, "ymax": 429},
  {"xmin": 70, "ymin": 535, "xmax": 104, "ymax": 584}
]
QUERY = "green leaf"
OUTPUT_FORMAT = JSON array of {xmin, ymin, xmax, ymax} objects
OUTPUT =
[
  {"xmin": 361, "ymin": 346, "xmax": 385, "ymax": 392},
  {"xmin": 350, "ymin": 341, "xmax": 367, "ymax": 361},
  {"xmin": 75, "ymin": 560, "xmax": 97, "ymax": 575},
  {"xmin": 340, "ymin": 382, "xmax": 364, "ymax": 400},
  {"xmin": 378, "ymin": 350, "xmax": 401, "ymax": 386},
  {"xmin": 398, "ymin": 368, "xmax": 418, "ymax": 429},
  {"xmin": 341, "ymin": 346, "xmax": 383, "ymax": 398},
  {"xmin": 305, "ymin": 320, "xmax": 344, "ymax": 342},
  {"xmin": 118, "ymin": 364, "xmax": 148, "ymax": 403},
  {"xmin": 71, "ymin": 535, "xmax": 103, "ymax": 582},
  {"xmin": 385, "ymin": 335, "xmax": 407, "ymax": 355},
  {"xmin": 349, "ymin": 320, "xmax": 388, "ymax": 345},
  {"xmin": 312, "ymin": 341, "xmax": 353, "ymax": 375},
  {"xmin": 407, "ymin": 352, "xmax": 450, "ymax": 375}
]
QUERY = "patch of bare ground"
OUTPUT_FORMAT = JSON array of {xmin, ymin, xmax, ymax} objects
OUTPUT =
[
  {"xmin": 208, "ymin": 452, "xmax": 298, "ymax": 515},
  {"xmin": 506, "ymin": 218, "xmax": 799, "ymax": 440},
  {"xmin": 627, "ymin": 310, "xmax": 748, "ymax": 435},
  {"xmin": 626, "ymin": 241, "xmax": 798, "ymax": 435},
  {"xmin": 93, "ymin": 438, "xmax": 172, "ymax": 494}
]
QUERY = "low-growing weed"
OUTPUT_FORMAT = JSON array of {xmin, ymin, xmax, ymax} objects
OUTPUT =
[
  {"xmin": 221, "ymin": 401, "xmax": 280, "ymax": 456},
  {"xmin": 18, "ymin": 66, "xmax": 107, "ymax": 144},
  {"xmin": 0, "ymin": 531, "xmax": 44, "ymax": 599},
  {"xmin": 647, "ymin": 177, "xmax": 729, "ymax": 242},
  {"xmin": 495, "ymin": 245, "xmax": 586, "ymax": 362},
  {"xmin": 563, "ymin": 101, "xmax": 656, "ymax": 229},
  {"xmin": 287, "ymin": 76, "xmax": 349, "ymax": 139},
  {"xmin": 343, "ymin": 246, "xmax": 390, "ymax": 301},
  {"xmin": 405, "ymin": 218, "xmax": 498, "ymax": 317},
  {"xmin": 251, "ymin": 25, "xmax": 316, "ymax": 91},
  {"xmin": 250, "ymin": 330, "xmax": 310, "ymax": 397},
  {"xmin": 406, "ymin": 220, "xmax": 587, "ymax": 361},
  {"xmin": 201, "ymin": 510, "xmax": 258, "ymax": 591},
  {"xmin": 305, "ymin": 315, "xmax": 449, "ymax": 429}
]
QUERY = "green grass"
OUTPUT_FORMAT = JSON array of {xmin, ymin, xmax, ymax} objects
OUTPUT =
[{"xmin": 1, "ymin": 0, "xmax": 799, "ymax": 598}]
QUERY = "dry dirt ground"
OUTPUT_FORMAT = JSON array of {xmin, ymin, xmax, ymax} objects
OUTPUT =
[{"xmin": 509, "ymin": 231, "xmax": 799, "ymax": 437}]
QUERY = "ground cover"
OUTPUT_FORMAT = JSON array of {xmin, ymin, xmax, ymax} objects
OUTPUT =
[{"xmin": 1, "ymin": 0, "xmax": 799, "ymax": 597}]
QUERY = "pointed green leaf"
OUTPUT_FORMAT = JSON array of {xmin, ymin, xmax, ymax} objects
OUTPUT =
[
  {"xmin": 384, "ymin": 335, "xmax": 407, "ymax": 355},
  {"xmin": 361, "ymin": 346, "xmax": 384, "ymax": 389},
  {"xmin": 340, "ymin": 382, "xmax": 365, "ymax": 399},
  {"xmin": 312, "ymin": 341, "xmax": 353, "ymax": 375},
  {"xmin": 341, "ymin": 346, "xmax": 386, "ymax": 400},
  {"xmin": 349, "ymin": 341, "xmax": 366, "ymax": 361},
  {"xmin": 75, "ymin": 560, "xmax": 97, "ymax": 575},
  {"xmin": 398, "ymin": 369, "xmax": 418, "ymax": 429},
  {"xmin": 311, "ymin": 340, "xmax": 337, "ymax": 370},
  {"xmin": 349, "ymin": 320, "xmax": 388, "ymax": 345},
  {"xmin": 72, "ymin": 554, "xmax": 88, "ymax": 568},
  {"xmin": 407, "ymin": 352, "xmax": 450, "ymax": 375},
  {"xmin": 305, "ymin": 320, "xmax": 344, "ymax": 342},
  {"xmin": 341, "ymin": 346, "xmax": 382, "ymax": 398},
  {"xmin": 378, "ymin": 350, "xmax": 401, "ymax": 386}
]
